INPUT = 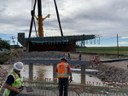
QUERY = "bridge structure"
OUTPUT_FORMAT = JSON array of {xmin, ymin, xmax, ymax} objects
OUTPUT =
[
  {"xmin": 19, "ymin": 51, "xmax": 91, "ymax": 85},
  {"xmin": 21, "ymin": 52, "xmax": 128, "ymax": 95},
  {"xmin": 18, "ymin": 0, "xmax": 95, "ymax": 52},
  {"xmin": 1, "ymin": 51, "xmax": 128, "ymax": 96}
]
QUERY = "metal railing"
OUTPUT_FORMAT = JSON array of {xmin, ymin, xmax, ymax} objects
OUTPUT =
[
  {"xmin": 16, "ymin": 80, "xmax": 128, "ymax": 96},
  {"xmin": 1, "ymin": 78, "xmax": 128, "ymax": 96}
]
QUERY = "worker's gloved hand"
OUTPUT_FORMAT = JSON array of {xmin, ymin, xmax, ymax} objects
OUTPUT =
[
  {"xmin": 69, "ymin": 77, "xmax": 73, "ymax": 82},
  {"xmin": 18, "ymin": 86, "xmax": 24, "ymax": 92}
]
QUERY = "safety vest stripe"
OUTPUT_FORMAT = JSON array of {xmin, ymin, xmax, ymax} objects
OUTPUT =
[
  {"xmin": 57, "ymin": 63, "xmax": 69, "ymax": 78},
  {"xmin": 3, "ymin": 71, "xmax": 23, "ymax": 96}
]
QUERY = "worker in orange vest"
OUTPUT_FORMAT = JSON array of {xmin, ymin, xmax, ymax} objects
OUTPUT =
[{"xmin": 55, "ymin": 58, "xmax": 72, "ymax": 96}]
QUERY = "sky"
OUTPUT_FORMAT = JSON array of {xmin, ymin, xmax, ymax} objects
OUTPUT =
[{"xmin": 0, "ymin": 0, "xmax": 128, "ymax": 46}]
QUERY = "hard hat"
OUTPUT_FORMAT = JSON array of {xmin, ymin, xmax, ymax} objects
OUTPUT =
[
  {"xmin": 13, "ymin": 62, "xmax": 24, "ymax": 71},
  {"xmin": 61, "ymin": 58, "xmax": 67, "ymax": 62}
]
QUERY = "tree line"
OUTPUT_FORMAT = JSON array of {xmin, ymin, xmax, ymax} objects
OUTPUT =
[{"xmin": 0, "ymin": 38, "xmax": 10, "ymax": 50}]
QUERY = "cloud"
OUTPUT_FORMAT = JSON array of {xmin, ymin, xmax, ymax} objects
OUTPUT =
[
  {"xmin": 0, "ymin": 0, "xmax": 128, "ymax": 46},
  {"xmin": 121, "ymin": 36, "xmax": 128, "ymax": 39},
  {"xmin": 51, "ymin": 0, "xmax": 128, "ymax": 37},
  {"xmin": 119, "ymin": 41, "xmax": 128, "ymax": 45}
]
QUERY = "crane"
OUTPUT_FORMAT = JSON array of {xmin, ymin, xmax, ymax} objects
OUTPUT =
[{"xmin": 18, "ymin": 0, "xmax": 95, "ymax": 52}]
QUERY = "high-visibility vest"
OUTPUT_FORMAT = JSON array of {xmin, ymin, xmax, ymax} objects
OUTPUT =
[
  {"xmin": 57, "ymin": 62, "xmax": 69, "ymax": 78},
  {"xmin": 3, "ymin": 71, "xmax": 23, "ymax": 96}
]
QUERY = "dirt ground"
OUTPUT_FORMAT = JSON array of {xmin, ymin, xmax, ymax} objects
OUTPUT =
[
  {"xmin": 103, "ymin": 61, "xmax": 128, "ymax": 70},
  {"xmin": 74, "ymin": 52, "xmax": 128, "ymax": 70}
]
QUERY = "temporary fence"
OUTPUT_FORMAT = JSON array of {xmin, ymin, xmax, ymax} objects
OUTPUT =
[
  {"xmin": 15, "ymin": 79, "xmax": 128, "ymax": 96},
  {"xmin": 1, "ymin": 78, "xmax": 128, "ymax": 96}
]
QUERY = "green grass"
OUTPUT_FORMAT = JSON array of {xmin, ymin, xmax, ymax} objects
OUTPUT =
[{"xmin": 76, "ymin": 47, "xmax": 128, "ymax": 55}]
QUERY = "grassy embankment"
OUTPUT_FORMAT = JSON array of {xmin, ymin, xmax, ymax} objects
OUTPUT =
[{"xmin": 76, "ymin": 47, "xmax": 128, "ymax": 56}]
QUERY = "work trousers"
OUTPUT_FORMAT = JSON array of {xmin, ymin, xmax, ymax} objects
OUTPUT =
[{"xmin": 58, "ymin": 78, "xmax": 69, "ymax": 96}]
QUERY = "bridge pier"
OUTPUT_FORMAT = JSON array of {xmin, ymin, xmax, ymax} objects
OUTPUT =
[
  {"xmin": 81, "ymin": 65, "xmax": 86, "ymax": 84},
  {"xmin": 29, "ymin": 63, "xmax": 33, "ymax": 81},
  {"xmin": 53, "ymin": 63, "xmax": 57, "ymax": 82}
]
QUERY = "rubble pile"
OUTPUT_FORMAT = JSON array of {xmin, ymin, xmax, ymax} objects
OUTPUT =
[
  {"xmin": 96, "ymin": 64, "xmax": 128, "ymax": 83},
  {"xmin": 0, "ymin": 66, "xmax": 8, "ymax": 89}
]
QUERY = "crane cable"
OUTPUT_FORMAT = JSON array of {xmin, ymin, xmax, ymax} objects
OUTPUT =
[
  {"xmin": 29, "ymin": 0, "xmax": 37, "ymax": 38},
  {"xmin": 32, "ymin": 0, "xmax": 38, "ymax": 37}
]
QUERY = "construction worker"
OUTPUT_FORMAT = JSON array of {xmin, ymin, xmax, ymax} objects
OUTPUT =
[
  {"xmin": 3, "ymin": 62, "xmax": 24, "ymax": 96},
  {"xmin": 55, "ymin": 58, "xmax": 72, "ymax": 96},
  {"xmin": 79, "ymin": 53, "xmax": 82, "ymax": 61}
]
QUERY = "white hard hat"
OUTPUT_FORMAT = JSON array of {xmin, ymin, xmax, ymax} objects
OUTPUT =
[{"xmin": 13, "ymin": 62, "xmax": 24, "ymax": 71}]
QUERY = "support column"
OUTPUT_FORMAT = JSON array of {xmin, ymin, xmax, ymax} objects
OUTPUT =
[
  {"xmin": 53, "ymin": 63, "xmax": 57, "ymax": 82},
  {"xmin": 81, "ymin": 65, "xmax": 85, "ymax": 84},
  {"xmin": 29, "ymin": 63, "xmax": 33, "ymax": 81}
]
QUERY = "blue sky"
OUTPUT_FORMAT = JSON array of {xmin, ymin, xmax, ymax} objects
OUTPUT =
[
  {"xmin": 0, "ymin": 0, "xmax": 128, "ymax": 46},
  {"xmin": 75, "ymin": 34, "xmax": 128, "ymax": 47},
  {"xmin": 0, "ymin": 33, "xmax": 16, "ymax": 45},
  {"xmin": 86, "ymin": 35, "xmax": 128, "ymax": 47},
  {"xmin": 1, "ymin": 33, "xmax": 128, "ymax": 47}
]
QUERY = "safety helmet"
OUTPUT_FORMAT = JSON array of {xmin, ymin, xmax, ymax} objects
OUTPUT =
[
  {"xmin": 61, "ymin": 58, "xmax": 67, "ymax": 62},
  {"xmin": 13, "ymin": 62, "xmax": 24, "ymax": 71}
]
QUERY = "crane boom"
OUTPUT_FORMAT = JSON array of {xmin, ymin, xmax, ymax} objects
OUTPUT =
[{"xmin": 37, "ymin": 0, "xmax": 43, "ymax": 37}]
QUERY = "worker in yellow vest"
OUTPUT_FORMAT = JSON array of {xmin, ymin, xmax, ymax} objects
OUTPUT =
[
  {"xmin": 55, "ymin": 58, "xmax": 72, "ymax": 96},
  {"xmin": 3, "ymin": 62, "xmax": 24, "ymax": 96}
]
